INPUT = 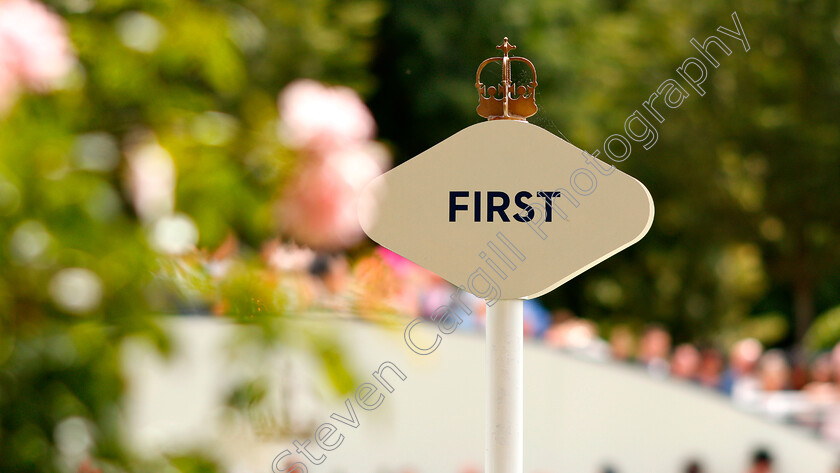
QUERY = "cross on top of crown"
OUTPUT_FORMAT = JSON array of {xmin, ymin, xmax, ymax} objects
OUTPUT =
[{"xmin": 496, "ymin": 37, "xmax": 516, "ymax": 56}]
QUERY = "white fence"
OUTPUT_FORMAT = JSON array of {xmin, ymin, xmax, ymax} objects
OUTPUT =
[{"xmin": 122, "ymin": 317, "xmax": 837, "ymax": 473}]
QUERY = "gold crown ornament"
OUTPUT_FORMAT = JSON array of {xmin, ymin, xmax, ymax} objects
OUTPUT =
[{"xmin": 475, "ymin": 37, "xmax": 539, "ymax": 121}]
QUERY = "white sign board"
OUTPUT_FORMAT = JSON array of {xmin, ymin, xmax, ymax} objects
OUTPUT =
[{"xmin": 358, "ymin": 119, "xmax": 654, "ymax": 300}]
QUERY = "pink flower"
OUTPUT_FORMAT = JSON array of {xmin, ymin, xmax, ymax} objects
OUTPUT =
[
  {"xmin": 0, "ymin": 0, "xmax": 75, "ymax": 90},
  {"xmin": 125, "ymin": 139, "xmax": 175, "ymax": 223},
  {"xmin": 278, "ymin": 79, "xmax": 375, "ymax": 153},
  {"xmin": 375, "ymin": 246, "xmax": 418, "ymax": 276},
  {"xmin": 278, "ymin": 144, "xmax": 387, "ymax": 249},
  {"xmin": 0, "ymin": 39, "xmax": 17, "ymax": 112},
  {"xmin": 375, "ymin": 246, "xmax": 438, "ymax": 283}
]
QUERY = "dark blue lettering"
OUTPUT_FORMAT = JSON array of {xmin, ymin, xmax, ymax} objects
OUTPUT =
[
  {"xmin": 537, "ymin": 191, "xmax": 563, "ymax": 222},
  {"xmin": 487, "ymin": 191, "xmax": 511, "ymax": 222},
  {"xmin": 513, "ymin": 191, "xmax": 534, "ymax": 222},
  {"xmin": 449, "ymin": 191, "xmax": 469, "ymax": 222}
]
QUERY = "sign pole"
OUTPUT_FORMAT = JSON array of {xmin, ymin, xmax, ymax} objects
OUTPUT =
[
  {"xmin": 486, "ymin": 299, "xmax": 524, "ymax": 473},
  {"xmin": 359, "ymin": 35, "xmax": 654, "ymax": 473},
  {"xmin": 478, "ymin": 38, "xmax": 531, "ymax": 473}
]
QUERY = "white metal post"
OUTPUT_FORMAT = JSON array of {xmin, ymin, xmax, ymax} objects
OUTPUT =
[{"xmin": 485, "ymin": 298, "xmax": 524, "ymax": 473}]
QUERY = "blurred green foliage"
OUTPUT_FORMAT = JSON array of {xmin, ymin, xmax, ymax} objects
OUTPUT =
[
  {"xmin": 1, "ymin": 0, "xmax": 383, "ymax": 471},
  {"xmin": 370, "ymin": 0, "xmax": 840, "ymax": 347},
  {"xmin": 806, "ymin": 305, "xmax": 840, "ymax": 352}
]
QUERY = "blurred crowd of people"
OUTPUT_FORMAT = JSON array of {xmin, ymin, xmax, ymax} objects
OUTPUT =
[
  {"xmin": 358, "ymin": 249, "xmax": 840, "ymax": 448},
  {"xmin": 388, "ymin": 448, "xmax": 784, "ymax": 473},
  {"xmin": 601, "ymin": 326, "xmax": 840, "ymax": 445},
  {"xmin": 511, "ymin": 309, "xmax": 840, "ymax": 447},
  {"xmin": 190, "ymin": 241, "xmax": 840, "ymax": 450},
  {"xmin": 596, "ymin": 448, "xmax": 777, "ymax": 473},
  {"xmin": 602, "ymin": 448, "xmax": 775, "ymax": 473}
]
